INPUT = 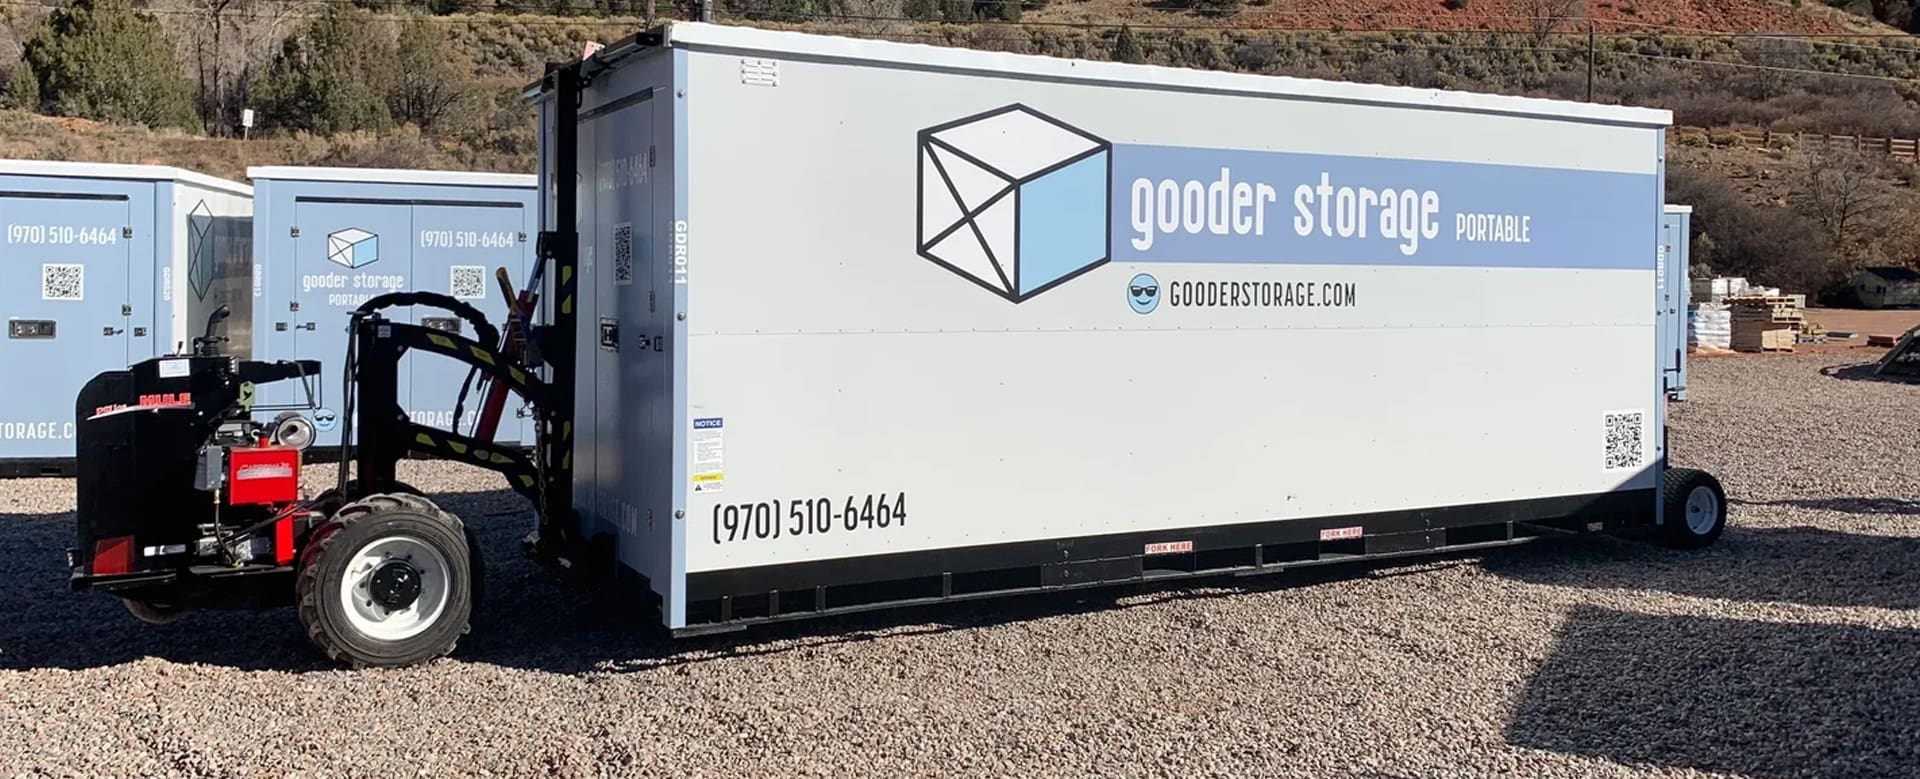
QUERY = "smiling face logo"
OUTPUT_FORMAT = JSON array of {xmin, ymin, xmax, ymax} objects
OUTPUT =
[
  {"xmin": 1128, "ymin": 273, "xmax": 1160, "ymax": 314},
  {"xmin": 312, "ymin": 408, "xmax": 338, "ymax": 433}
]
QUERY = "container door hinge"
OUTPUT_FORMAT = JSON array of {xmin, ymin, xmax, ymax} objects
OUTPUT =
[
  {"xmin": 648, "ymin": 146, "xmax": 656, "ymax": 168},
  {"xmin": 120, "ymin": 304, "xmax": 132, "ymax": 316},
  {"xmin": 290, "ymin": 226, "xmax": 301, "ymax": 238},
  {"xmin": 122, "ymin": 226, "xmax": 134, "ymax": 239},
  {"xmin": 289, "ymin": 300, "xmax": 300, "ymax": 312}
]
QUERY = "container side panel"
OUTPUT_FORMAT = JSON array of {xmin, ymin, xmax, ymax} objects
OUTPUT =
[
  {"xmin": 575, "ymin": 86, "xmax": 605, "ymax": 548},
  {"xmin": 289, "ymin": 198, "xmax": 415, "ymax": 447},
  {"xmin": 670, "ymin": 48, "xmax": 691, "ymax": 627},
  {"xmin": 0, "ymin": 177, "xmax": 138, "ymax": 459},
  {"xmin": 253, "ymin": 177, "xmax": 537, "ymax": 444},
  {"xmin": 173, "ymin": 182, "xmax": 255, "ymax": 359},
  {"xmin": 679, "ymin": 51, "xmax": 1664, "ymax": 577},
  {"xmin": 409, "ymin": 201, "xmax": 533, "ymax": 440},
  {"xmin": 571, "ymin": 50, "xmax": 679, "ymax": 620},
  {"xmin": 1659, "ymin": 207, "xmax": 1690, "ymax": 401},
  {"xmin": 254, "ymin": 181, "xmax": 292, "ymax": 369}
]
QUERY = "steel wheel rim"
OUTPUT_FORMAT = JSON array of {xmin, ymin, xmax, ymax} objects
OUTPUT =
[
  {"xmin": 338, "ymin": 535, "xmax": 451, "ymax": 642},
  {"xmin": 1684, "ymin": 485, "xmax": 1720, "ymax": 536}
]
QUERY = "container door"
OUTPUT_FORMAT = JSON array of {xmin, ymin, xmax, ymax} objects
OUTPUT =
[
  {"xmin": 0, "ymin": 194, "xmax": 131, "ymax": 459},
  {"xmin": 291, "ymin": 200, "xmax": 414, "ymax": 447},
  {"xmin": 408, "ymin": 203, "xmax": 527, "ymax": 443},
  {"xmin": 1658, "ymin": 211, "xmax": 1687, "ymax": 399}
]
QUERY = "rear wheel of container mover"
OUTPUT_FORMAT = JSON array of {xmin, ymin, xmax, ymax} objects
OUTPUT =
[
  {"xmin": 1660, "ymin": 467, "xmax": 1727, "ymax": 550},
  {"xmin": 296, "ymin": 493, "xmax": 475, "ymax": 667},
  {"xmin": 122, "ymin": 599, "xmax": 189, "ymax": 625}
]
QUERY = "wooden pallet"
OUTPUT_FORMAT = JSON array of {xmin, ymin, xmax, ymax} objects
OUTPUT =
[{"xmin": 1733, "ymin": 327, "xmax": 1798, "ymax": 352}]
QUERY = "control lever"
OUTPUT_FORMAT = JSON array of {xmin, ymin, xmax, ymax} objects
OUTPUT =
[{"xmin": 193, "ymin": 305, "xmax": 232, "ymax": 357}]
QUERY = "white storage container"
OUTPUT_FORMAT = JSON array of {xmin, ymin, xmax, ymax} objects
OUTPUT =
[{"xmin": 532, "ymin": 23, "xmax": 1688, "ymax": 631}]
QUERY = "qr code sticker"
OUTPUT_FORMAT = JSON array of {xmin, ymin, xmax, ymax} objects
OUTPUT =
[
  {"xmin": 42, "ymin": 263, "xmax": 84, "ymax": 301},
  {"xmin": 1604, "ymin": 411, "xmax": 1645, "ymax": 470},
  {"xmin": 613, "ymin": 222, "xmax": 634, "ymax": 286},
  {"xmin": 450, "ymin": 266, "xmax": 487, "ymax": 300}
]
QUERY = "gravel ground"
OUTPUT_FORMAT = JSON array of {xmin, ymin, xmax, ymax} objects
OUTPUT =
[{"xmin": 2, "ymin": 351, "xmax": 1918, "ymax": 778}]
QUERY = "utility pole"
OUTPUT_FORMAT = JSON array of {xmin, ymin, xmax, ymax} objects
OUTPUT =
[{"xmin": 1586, "ymin": 23, "xmax": 1596, "ymax": 102}]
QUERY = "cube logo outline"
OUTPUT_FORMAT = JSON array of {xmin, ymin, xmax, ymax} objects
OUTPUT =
[
  {"xmin": 327, "ymin": 227, "xmax": 380, "ymax": 269},
  {"xmin": 916, "ymin": 104, "xmax": 1113, "ymax": 303},
  {"xmin": 187, "ymin": 201, "xmax": 215, "ymax": 301}
]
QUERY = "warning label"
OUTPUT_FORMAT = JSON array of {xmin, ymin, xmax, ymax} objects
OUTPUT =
[{"xmin": 692, "ymin": 417, "xmax": 724, "ymax": 493}]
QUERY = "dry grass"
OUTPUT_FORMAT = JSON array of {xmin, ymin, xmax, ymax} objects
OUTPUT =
[{"xmin": 0, "ymin": 111, "xmax": 534, "ymax": 180}]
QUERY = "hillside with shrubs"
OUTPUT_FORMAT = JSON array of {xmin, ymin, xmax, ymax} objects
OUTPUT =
[{"xmin": 4, "ymin": 0, "xmax": 1920, "ymax": 297}]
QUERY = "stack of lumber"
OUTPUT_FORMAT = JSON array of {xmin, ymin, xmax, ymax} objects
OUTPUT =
[
  {"xmin": 1798, "ymin": 318, "xmax": 1829, "ymax": 344},
  {"xmin": 1729, "ymin": 295, "xmax": 1802, "ymax": 353}
]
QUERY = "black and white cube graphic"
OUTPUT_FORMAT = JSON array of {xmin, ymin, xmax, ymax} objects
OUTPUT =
[
  {"xmin": 917, "ymin": 105, "xmax": 1112, "ymax": 303},
  {"xmin": 187, "ymin": 201, "xmax": 215, "ymax": 301}
]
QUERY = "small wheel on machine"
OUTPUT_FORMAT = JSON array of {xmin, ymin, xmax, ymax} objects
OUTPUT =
[
  {"xmin": 1660, "ymin": 467, "xmax": 1727, "ymax": 550},
  {"xmin": 123, "ymin": 599, "xmax": 189, "ymax": 625},
  {"xmin": 297, "ymin": 493, "xmax": 474, "ymax": 667}
]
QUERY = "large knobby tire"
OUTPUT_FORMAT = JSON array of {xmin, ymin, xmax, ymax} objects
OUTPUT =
[
  {"xmin": 1660, "ymin": 467, "xmax": 1727, "ymax": 550},
  {"xmin": 307, "ymin": 481, "xmax": 484, "ymax": 613},
  {"xmin": 297, "ymin": 493, "xmax": 474, "ymax": 668}
]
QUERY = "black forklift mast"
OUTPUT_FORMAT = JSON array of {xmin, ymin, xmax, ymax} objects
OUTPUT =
[
  {"xmin": 534, "ymin": 63, "xmax": 583, "ymax": 561},
  {"xmin": 342, "ymin": 62, "xmax": 587, "ymax": 567}
]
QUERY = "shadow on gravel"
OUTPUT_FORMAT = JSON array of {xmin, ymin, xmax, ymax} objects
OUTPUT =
[
  {"xmin": 1482, "ymin": 526, "xmax": 1920, "ymax": 610},
  {"xmin": 1, "ymin": 485, "xmax": 1489, "ymax": 673},
  {"xmin": 0, "ymin": 505, "xmax": 328, "ymax": 672},
  {"xmin": 1819, "ymin": 361, "xmax": 1919, "ymax": 384},
  {"xmin": 1506, "ymin": 605, "xmax": 1920, "ymax": 777},
  {"xmin": 1734, "ymin": 496, "xmax": 1920, "ymax": 516}
]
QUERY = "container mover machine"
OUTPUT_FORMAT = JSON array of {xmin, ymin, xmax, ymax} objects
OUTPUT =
[
  {"xmin": 247, "ymin": 166, "xmax": 538, "ymax": 450},
  {"xmin": 0, "ymin": 161, "xmax": 251, "ymax": 475},
  {"xmin": 65, "ymin": 23, "xmax": 1726, "ymax": 668}
]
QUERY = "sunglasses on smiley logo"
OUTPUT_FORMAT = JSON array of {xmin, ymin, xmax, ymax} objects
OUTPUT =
[{"xmin": 1131, "ymin": 285, "xmax": 1158, "ymax": 298}]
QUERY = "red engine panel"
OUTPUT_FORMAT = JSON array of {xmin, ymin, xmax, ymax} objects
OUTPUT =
[{"xmin": 228, "ymin": 447, "xmax": 301, "ymax": 505}]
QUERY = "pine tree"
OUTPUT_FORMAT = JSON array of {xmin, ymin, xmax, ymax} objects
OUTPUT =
[
  {"xmin": 1113, "ymin": 24, "xmax": 1145, "ymax": 64},
  {"xmin": 20, "ymin": 0, "xmax": 198, "ymax": 128},
  {"xmin": 252, "ymin": 6, "xmax": 395, "ymax": 134}
]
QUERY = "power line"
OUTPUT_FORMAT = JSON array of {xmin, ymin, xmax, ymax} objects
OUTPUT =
[
  {"xmin": 4, "ymin": 0, "xmax": 1915, "ymax": 85},
  {"xmin": 0, "ymin": 0, "xmax": 652, "ymax": 27},
  {"xmin": 1617, "ymin": 49, "xmax": 1920, "ymax": 82}
]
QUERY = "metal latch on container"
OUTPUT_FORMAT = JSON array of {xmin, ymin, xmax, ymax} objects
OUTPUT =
[
  {"xmin": 290, "ymin": 226, "xmax": 301, "ymax": 238},
  {"xmin": 290, "ymin": 300, "xmax": 300, "ymax": 312},
  {"xmin": 598, "ymin": 318, "xmax": 618, "ymax": 350},
  {"xmin": 121, "ymin": 304, "xmax": 132, "ymax": 316},
  {"xmin": 122, "ymin": 226, "xmax": 134, "ymax": 239},
  {"xmin": 8, "ymin": 320, "xmax": 54, "ymax": 339}
]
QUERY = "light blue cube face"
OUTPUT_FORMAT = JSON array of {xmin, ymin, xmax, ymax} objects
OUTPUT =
[
  {"xmin": 1017, "ymin": 152, "xmax": 1109, "ymax": 296},
  {"xmin": 327, "ymin": 227, "xmax": 381, "ymax": 269},
  {"xmin": 916, "ymin": 105, "xmax": 1112, "ymax": 302},
  {"xmin": 353, "ymin": 236, "xmax": 378, "ymax": 267}
]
